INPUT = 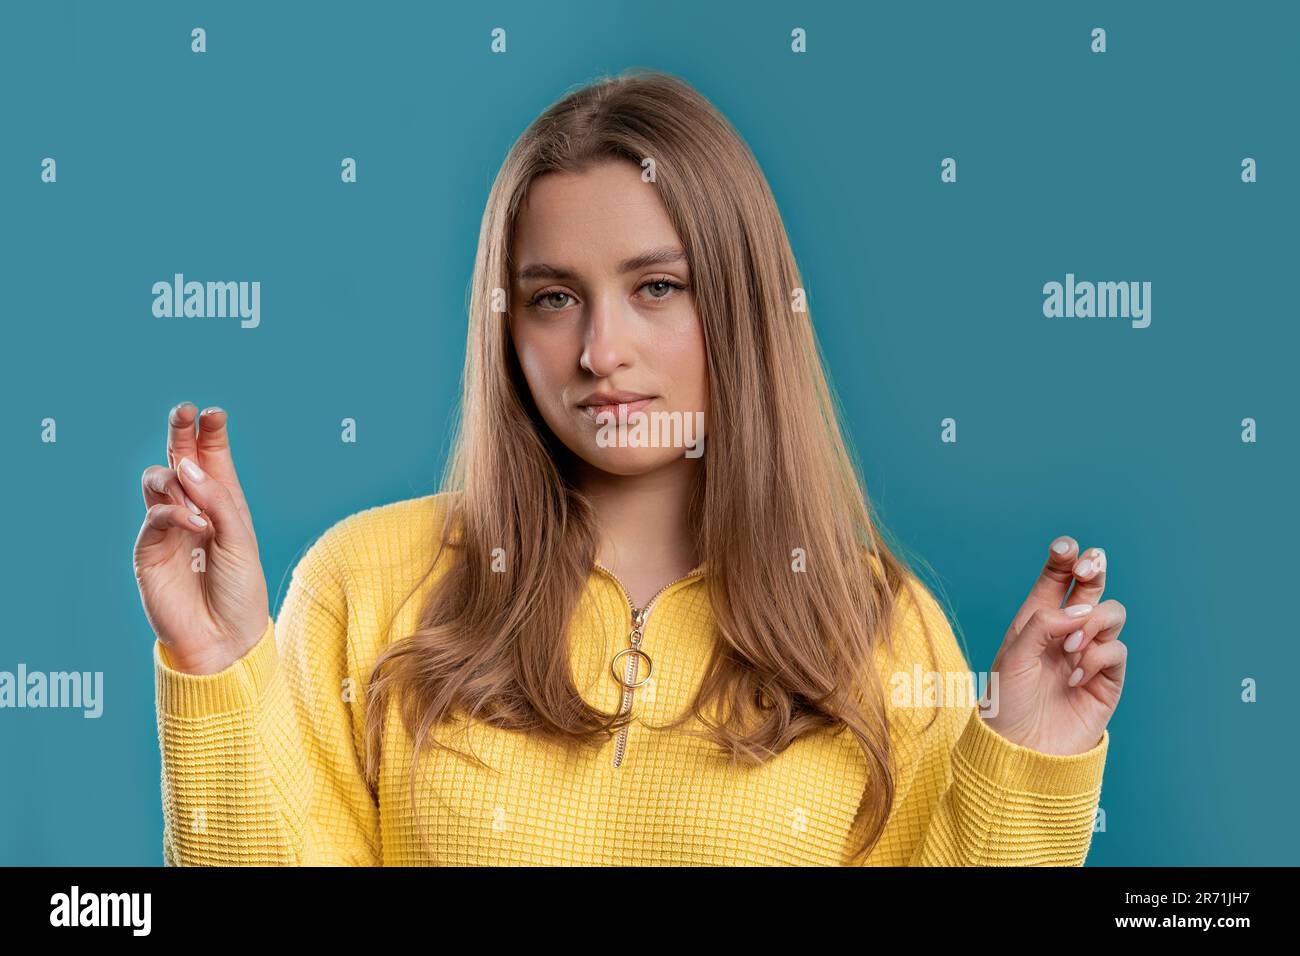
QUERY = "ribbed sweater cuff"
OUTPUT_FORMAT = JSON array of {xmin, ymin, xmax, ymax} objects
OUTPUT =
[
  {"xmin": 154, "ymin": 616, "xmax": 279, "ymax": 719},
  {"xmin": 954, "ymin": 708, "xmax": 1108, "ymax": 796}
]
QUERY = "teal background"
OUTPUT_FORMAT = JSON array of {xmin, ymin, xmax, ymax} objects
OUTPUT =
[{"xmin": 0, "ymin": 0, "xmax": 1295, "ymax": 865}]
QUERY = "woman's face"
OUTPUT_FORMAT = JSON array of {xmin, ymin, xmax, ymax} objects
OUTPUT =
[{"xmin": 508, "ymin": 159, "xmax": 708, "ymax": 477}]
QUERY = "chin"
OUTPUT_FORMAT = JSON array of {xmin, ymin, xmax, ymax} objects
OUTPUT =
[{"xmin": 573, "ymin": 445, "xmax": 688, "ymax": 476}]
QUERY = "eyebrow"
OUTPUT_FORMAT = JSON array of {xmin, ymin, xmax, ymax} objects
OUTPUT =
[{"xmin": 514, "ymin": 246, "xmax": 688, "ymax": 282}]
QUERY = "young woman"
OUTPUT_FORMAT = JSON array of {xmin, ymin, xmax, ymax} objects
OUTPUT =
[{"xmin": 135, "ymin": 69, "xmax": 1127, "ymax": 866}]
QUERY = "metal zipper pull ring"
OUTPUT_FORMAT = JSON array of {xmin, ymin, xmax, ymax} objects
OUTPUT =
[{"xmin": 611, "ymin": 647, "xmax": 653, "ymax": 688}]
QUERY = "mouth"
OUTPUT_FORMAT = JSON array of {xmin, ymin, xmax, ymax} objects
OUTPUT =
[{"xmin": 577, "ymin": 396, "xmax": 656, "ymax": 423}]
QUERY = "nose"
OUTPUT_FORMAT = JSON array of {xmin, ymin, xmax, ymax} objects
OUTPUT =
[{"xmin": 579, "ymin": 289, "xmax": 635, "ymax": 377}]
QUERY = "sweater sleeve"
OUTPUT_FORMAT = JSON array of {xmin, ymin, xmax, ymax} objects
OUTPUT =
[
  {"xmin": 153, "ymin": 546, "xmax": 381, "ymax": 866},
  {"xmin": 861, "ymin": 577, "xmax": 1108, "ymax": 866}
]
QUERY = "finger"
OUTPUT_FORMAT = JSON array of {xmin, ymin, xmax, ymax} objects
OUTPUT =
[
  {"xmin": 175, "ymin": 455, "xmax": 254, "ymax": 550},
  {"xmin": 1061, "ymin": 598, "xmax": 1126, "ymax": 657},
  {"xmin": 141, "ymin": 464, "xmax": 202, "ymax": 516},
  {"xmin": 1013, "ymin": 536, "xmax": 1081, "ymax": 633},
  {"xmin": 167, "ymin": 402, "xmax": 199, "ymax": 471},
  {"xmin": 1066, "ymin": 546, "xmax": 1108, "ymax": 609},
  {"xmin": 137, "ymin": 502, "xmax": 209, "ymax": 551},
  {"xmin": 1003, "ymin": 601, "xmax": 1099, "ymax": 664},
  {"xmin": 194, "ymin": 407, "xmax": 242, "ymax": 490},
  {"xmin": 194, "ymin": 407, "xmax": 253, "ymax": 529},
  {"xmin": 1068, "ymin": 638, "xmax": 1128, "ymax": 689}
]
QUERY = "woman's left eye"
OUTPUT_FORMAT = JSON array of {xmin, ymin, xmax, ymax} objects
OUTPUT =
[{"xmin": 640, "ymin": 278, "xmax": 686, "ymax": 300}]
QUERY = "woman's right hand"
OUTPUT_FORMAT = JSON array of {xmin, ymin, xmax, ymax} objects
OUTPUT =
[{"xmin": 133, "ymin": 402, "xmax": 270, "ymax": 676}]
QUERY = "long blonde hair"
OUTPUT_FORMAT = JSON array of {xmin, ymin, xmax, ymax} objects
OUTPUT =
[{"xmin": 363, "ymin": 68, "xmax": 948, "ymax": 863}]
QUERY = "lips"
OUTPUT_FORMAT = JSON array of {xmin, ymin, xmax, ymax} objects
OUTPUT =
[{"xmin": 579, "ymin": 397, "xmax": 654, "ymax": 423}]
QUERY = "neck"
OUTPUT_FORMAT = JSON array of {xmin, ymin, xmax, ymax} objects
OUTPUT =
[{"xmin": 571, "ymin": 455, "xmax": 702, "ymax": 579}]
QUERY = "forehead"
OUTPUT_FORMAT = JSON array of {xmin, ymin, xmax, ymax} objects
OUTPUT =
[{"xmin": 511, "ymin": 161, "xmax": 683, "ymax": 269}]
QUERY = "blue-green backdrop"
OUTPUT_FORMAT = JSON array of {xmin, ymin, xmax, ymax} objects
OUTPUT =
[{"xmin": 1, "ymin": 0, "xmax": 1295, "ymax": 865}]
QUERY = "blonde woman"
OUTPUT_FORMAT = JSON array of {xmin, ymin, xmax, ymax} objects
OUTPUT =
[{"xmin": 135, "ymin": 70, "xmax": 1126, "ymax": 866}]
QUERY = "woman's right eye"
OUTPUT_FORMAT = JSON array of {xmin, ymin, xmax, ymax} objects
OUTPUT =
[{"xmin": 529, "ymin": 290, "xmax": 576, "ymax": 311}]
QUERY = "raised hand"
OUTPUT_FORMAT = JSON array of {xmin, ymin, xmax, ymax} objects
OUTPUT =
[
  {"xmin": 133, "ymin": 403, "xmax": 269, "ymax": 675},
  {"xmin": 979, "ymin": 537, "xmax": 1127, "ymax": 755}
]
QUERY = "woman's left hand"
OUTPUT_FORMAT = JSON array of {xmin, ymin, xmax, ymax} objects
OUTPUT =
[{"xmin": 979, "ymin": 537, "xmax": 1127, "ymax": 755}]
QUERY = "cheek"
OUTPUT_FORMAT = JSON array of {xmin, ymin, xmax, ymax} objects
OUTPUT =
[
  {"xmin": 673, "ymin": 314, "xmax": 709, "ymax": 409},
  {"xmin": 512, "ymin": 325, "xmax": 562, "ymax": 397}
]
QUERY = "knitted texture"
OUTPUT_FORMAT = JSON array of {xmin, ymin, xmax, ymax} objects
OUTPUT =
[{"xmin": 154, "ymin": 493, "xmax": 1109, "ymax": 865}]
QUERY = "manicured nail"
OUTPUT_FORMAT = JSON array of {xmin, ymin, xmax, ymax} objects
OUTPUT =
[
  {"xmin": 1065, "ymin": 603, "xmax": 1093, "ymax": 617},
  {"xmin": 1064, "ymin": 629, "xmax": 1084, "ymax": 652},
  {"xmin": 1051, "ymin": 539, "xmax": 1071, "ymax": 555},
  {"xmin": 183, "ymin": 494, "xmax": 201, "ymax": 515},
  {"xmin": 1075, "ymin": 558, "xmax": 1094, "ymax": 577},
  {"xmin": 188, "ymin": 514, "xmax": 208, "ymax": 528},
  {"xmin": 1068, "ymin": 667, "xmax": 1085, "ymax": 686},
  {"xmin": 1093, "ymin": 549, "xmax": 1106, "ymax": 573},
  {"xmin": 201, "ymin": 406, "xmax": 224, "ymax": 416},
  {"xmin": 180, "ymin": 457, "xmax": 205, "ymax": 482}
]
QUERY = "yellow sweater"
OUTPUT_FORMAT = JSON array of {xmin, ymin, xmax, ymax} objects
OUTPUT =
[{"xmin": 153, "ymin": 492, "xmax": 1109, "ymax": 866}]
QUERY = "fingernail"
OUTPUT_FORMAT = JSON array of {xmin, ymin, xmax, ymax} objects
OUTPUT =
[
  {"xmin": 183, "ymin": 494, "xmax": 201, "ymax": 515},
  {"xmin": 1051, "ymin": 539, "xmax": 1071, "ymax": 555},
  {"xmin": 1068, "ymin": 667, "xmax": 1084, "ymax": 687},
  {"xmin": 180, "ymin": 457, "xmax": 205, "ymax": 482},
  {"xmin": 1064, "ymin": 629, "xmax": 1084, "ymax": 652},
  {"xmin": 188, "ymin": 514, "xmax": 208, "ymax": 528},
  {"xmin": 201, "ymin": 406, "xmax": 224, "ymax": 416},
  {"xmin": 1074, "ymin": 558, "xmax": 1094, "ymax": 577},
  {"xmin": 1093, "ymin": 549, "xmax": 1106, "ymax": 573},
  {"xmin": 1065, "ymin": 603, "xmax": 1093, "ymax": 617}
]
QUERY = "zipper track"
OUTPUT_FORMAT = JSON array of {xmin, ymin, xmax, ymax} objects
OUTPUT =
[{"xmin": 593, "ymin": 559, "xmax": 705, "ymax": 768}]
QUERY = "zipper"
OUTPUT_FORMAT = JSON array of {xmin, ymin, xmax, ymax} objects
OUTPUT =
[{"xmin": 593, "ymin": 559, "xmax": 705, "ymax": 768}]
